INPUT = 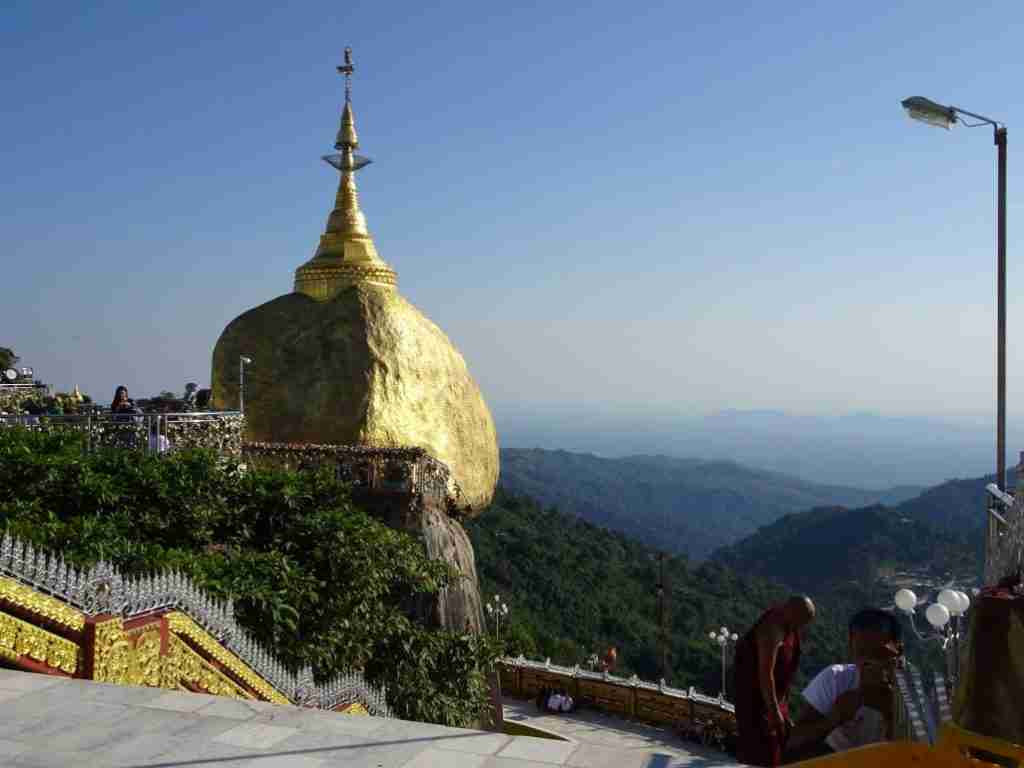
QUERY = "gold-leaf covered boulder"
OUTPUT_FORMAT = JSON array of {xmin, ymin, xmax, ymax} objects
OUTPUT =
[
  {"xmin": 211, "ymin": 52, "xmax": 498, "ymax": 511},
  {"xmin": 210, "ymin": 284, "xmax": 498, "ymax": 510}
]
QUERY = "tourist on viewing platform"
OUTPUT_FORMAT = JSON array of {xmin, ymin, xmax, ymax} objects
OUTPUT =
[
  {"xmin": 111, "ymin": 386, "xmax": 140, "ymax": 416},
  {"xmin": 733, "ymin": 595, "xmax": 816, "ymax": 767},
  {"xmin": 783, "ymin": 608, "xmax": 903, "ymax": 763},
  {"xmin": 182, "ymin": 382, "xmax": 198, "ymax": 412}
]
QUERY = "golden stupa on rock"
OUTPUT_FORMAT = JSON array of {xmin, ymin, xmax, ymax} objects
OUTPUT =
[{"xmin": 211, "ymin": 49, "xmax": 499, "ymax": 510}]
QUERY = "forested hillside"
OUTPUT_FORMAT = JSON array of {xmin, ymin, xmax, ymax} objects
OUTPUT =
[
  {"xmin": 712, "ymin": 505, "xmax": 981, "ymax": 593},
  {"xmin": 498, "ymin": 448, "xmax": 924, "ymax": 560},
  {"xmin": 895, "ymin": 469, "xmax": 1017, "ymax": 532},
  {"xmin": 468, "ymin": 488, "xmax": 856, "ymax": 695}
]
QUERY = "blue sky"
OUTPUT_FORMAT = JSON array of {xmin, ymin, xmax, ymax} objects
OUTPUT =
[{"xmin": 3, "ymin": 0, "xmax": 1024, "ymax": 425}]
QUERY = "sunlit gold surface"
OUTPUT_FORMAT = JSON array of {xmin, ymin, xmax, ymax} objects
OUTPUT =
[
  {"xmin": 166, "ymin": 612, "xmax": 289, "ymax": 703},
  {"xmin": 211, "ymin": 284, "xmax": 499, "ymax": 509},
  {"xmin": 0, "ymin": 609, "xmax": 79, "ymax": 674},
  {"xmin": 165, "ymin": 633, "xmax": 251, "ymax": 699},
  {"xmin": 0, "ymin": 576, "xmax": 86, "ymax": 632},
  {"xmin": 93, "ymin": 617, "xmax": 132, "ymax": 684},
  {"xmin": 294, "ymin": 76, "xmax": 397, "ymax": 301},
  {"xmin": 214, "ymin": 54, "xmax": 499, "ymax": 509}
]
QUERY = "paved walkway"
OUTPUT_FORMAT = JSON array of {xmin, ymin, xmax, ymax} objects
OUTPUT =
[
  {"xmin": 502, "ymin": 699, "xmax": 742, "ymax": 767},
  {"xmin": 0, "ymin": 668, "xmax": 744, "ymax": 767}
]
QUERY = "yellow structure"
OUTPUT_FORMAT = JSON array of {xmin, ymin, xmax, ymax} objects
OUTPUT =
[
  {"xmin": 211, "ymin": 49, "xmax": 498, "ymax": 510},
  {"xmin": 789, "ymin": 723, "xmax": 1023, "ymax": 767}
]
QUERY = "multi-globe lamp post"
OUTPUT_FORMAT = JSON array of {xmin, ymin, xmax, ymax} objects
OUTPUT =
[
  {"xmin": 893, "ymin": 587, "xmax": 972, "ymax": 685},
  {"xmin": 901, "ymin": 96, "xmax": 1008, "ymax": 493},
  {"xmin": 709, "ymin": 626, "xmax": 738, "ymax": 699},
  {"xmin": 485, "ymin": 594, "xmax": 509, "ymax": 643}
]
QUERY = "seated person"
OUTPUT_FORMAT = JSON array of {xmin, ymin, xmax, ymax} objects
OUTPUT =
[
  {"xmin": 147, "ymin": 419, "xmax": 172, "ymax": 454},
  {"xmin": 545, "ymin": 688, "xmax": 575, "ymax": 714},
  {"xmin": 785, "ymin": 608, "xmax": 903, "ymax": 761}
]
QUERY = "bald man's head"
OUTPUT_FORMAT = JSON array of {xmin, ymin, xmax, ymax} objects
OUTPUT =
[{"xmin": 783, "ymin": 595, "xmax": 816, "ymax": 629}]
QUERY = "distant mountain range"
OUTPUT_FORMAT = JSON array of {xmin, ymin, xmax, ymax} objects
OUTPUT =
[
  {"xmin": 495, "ymin": 406, "xmax": 1017, "ymax": 488},
  {"xmin": 497, "ymin": 448, "xmax": 924, "ymax": 561}
]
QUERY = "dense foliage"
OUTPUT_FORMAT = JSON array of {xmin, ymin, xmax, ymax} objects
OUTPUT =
[
  {"xmin": 712, "ymin": 505, "xmax": 981, "ymax": 592},
  {"xmin": 468, "ymin": 487, "xmax": 854, "ymax": 697},
  {"xmin": 0, "ymin": 428, "xmax": 499, "ymax": 727},
  {"xmin": 499, "ymin": 448, "xmax": 923, "ymax": 560}
]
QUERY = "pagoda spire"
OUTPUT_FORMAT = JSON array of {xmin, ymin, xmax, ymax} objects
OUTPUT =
[{"xmin": 294, "ymin": 47, "xmax": 397, "ymax": 300}]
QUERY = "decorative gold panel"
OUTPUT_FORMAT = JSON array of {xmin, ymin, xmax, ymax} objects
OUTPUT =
[
  {"xmin": 93, "ymin": 617, "xmax": 132, "ymax": 684},
  {"xmin": 165, "ymin": 612, "xmax": 289, "ymax": 704},
  {"xmin": 0, "ymin": 576, "xmax": 85, "ymax": 632},
  {"xmin": 0, "ymin": 609, "xmax": 78, "ymax": 674},
  {"xmin": 164, "ymin": 634, "xmax": 250, "ymax": 699}
]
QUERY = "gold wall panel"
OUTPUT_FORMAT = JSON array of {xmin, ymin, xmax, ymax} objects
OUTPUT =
[
  {"xmin": 0, "ymin": 609, "xmax": 78, "ymax": 674},
  {"xmin": 166, "ymin": 612, "xmax": 289, "ymax": 704},
  {"xmin": 164, "ymin": 634, "xmax": 251, "ymax": 699},
  {"xmin": 0, "ymin": 576, "xmax": 85, "ymax": 632}
]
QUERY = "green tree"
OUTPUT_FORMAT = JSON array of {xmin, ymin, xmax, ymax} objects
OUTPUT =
[{"xmin": 0, "ymin": 347, "xmax": 17, "ymax": 371}]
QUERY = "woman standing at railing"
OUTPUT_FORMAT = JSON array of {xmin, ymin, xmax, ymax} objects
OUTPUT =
[{"xmin": 110, "ymin": 386, "xmax": 141, "ymax": 419}]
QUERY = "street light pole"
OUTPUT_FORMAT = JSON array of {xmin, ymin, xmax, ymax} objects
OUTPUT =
[
  {"xmin": 709, "ymin": 627, "xmax": 738, "ymax": 700},
  {"xmin": 901, "ymin": 97, "xmax": 1008, "ymax": 490},
  {"xmin": 239, "ymin": 356, "xmax": 252, "ymax": 414},
  {"xmin": 997, "ymin": 126, "xmax": 1008, "ymax": 491}
]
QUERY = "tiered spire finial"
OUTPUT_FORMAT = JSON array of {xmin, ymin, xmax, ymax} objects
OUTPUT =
[
  {"xmin": 339, "ymin": 46, "xmax": 354, "ymax": 104},
  {"xmin": 293, "ymin": 47, "xmax": 397, "ymax": 300}
]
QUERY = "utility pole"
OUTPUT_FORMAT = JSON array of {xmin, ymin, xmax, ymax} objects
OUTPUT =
[{"xmin": 655, "ymin": 551, "xmax": 670, "ymax": 681}]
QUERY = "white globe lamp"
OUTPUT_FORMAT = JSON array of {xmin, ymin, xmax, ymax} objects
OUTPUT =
[
  {"xmin": 894, "ymin": 589, "xmax": 918, "ymax": 613},
  {"xmin": 926, "ymin": 603, "xmax": 951, "ymax": 629},
  {"xmin": 938, "ymin": 589, "xmax": 960, "ymax": 612},
  {"xmin": 954, "ymin": 591, "xmax": 971, "ymax": 615}
]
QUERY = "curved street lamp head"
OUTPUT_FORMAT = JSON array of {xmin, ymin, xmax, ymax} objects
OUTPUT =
[
  {"xmin": 240, "ymin": 356, "xmax": 252, "ymax": 365},
  {"xmin": 902, "ymin": 96, "xmax": 957, "ymax": 130}
]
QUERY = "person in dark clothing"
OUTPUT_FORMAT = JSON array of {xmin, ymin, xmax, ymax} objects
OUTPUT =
[
  {"xmin": 111, "ymin": 386, "xmax": 136, "ymax": 413},
  {"xmin": 733, "ymin": 596, "xmax": 816, "ymax": 767}
]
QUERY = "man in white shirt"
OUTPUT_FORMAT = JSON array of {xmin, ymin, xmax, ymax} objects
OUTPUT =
[{"xmin": 785, "ymin": 608, "xmax": 902, "ymax": 761}]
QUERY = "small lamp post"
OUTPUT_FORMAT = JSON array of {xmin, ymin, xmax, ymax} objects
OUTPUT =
[
  {"xmin": 238, "ymin": 356, "xmax": 252, "ymax": 414},
  {"xmin": 894, "ymin": 587, "xmax": 972, "ymax": 685},
  {"xmin": 485, "ymin": 594, "xmax": 509, "ymax": 643},
  {"xmin": 709, "ymin": 626, "xmax": 739, "ymax": 699},
  {"xmin": 901, "ymin": 96, "xmax": 1008, "ymax": 492}
]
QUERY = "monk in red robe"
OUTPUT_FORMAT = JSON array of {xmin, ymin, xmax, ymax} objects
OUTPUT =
[{"xmin": 733, "ymin": 596, "xmax": 816, "ymax": 766}]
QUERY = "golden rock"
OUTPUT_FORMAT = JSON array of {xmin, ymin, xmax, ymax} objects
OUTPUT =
[
  {"xmin": 211, "ymin": 284, "xmax": 498, "ymax": 509},
  {"xmin": 211, "ymin": 55, "xmax": 498, "ymax": 511}
]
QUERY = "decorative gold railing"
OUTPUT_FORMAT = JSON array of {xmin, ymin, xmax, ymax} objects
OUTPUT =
[{"xmin": 0, "ymin": 532, "xmax": 390, "ymax": 716}]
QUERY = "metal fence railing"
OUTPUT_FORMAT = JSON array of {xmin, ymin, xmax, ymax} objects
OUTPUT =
[{"xmin": 0, "ymin": 411, "xmax": 245, "ymax": 457}]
